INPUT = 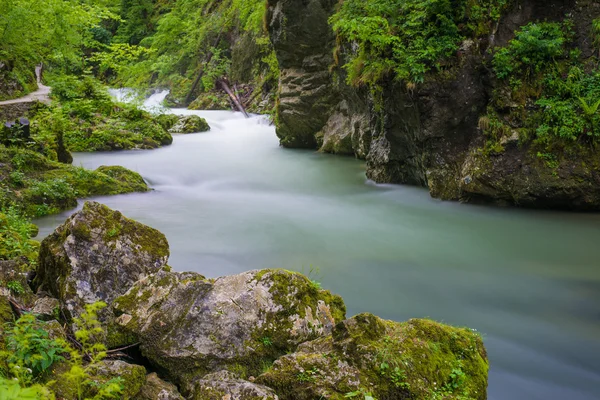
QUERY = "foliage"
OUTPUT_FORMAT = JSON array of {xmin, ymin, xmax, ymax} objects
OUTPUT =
[
  {"xmin": 0, "ymin": 0, "xmax": 120, "ymax": 99},
  {"xmin": 493, "ymin": 22, "xmax": 566, "ymax": 79},
  {"xmin": 488, "ymin": 20, "xmax": 600, "ymax": 145},
  {"xmin": 0, "ymin": 207, "xmax": 39, "ymax": 263},
  {"xmin": 330, "ymin": 0, "xmax": 512, "ymax": 85},
  {"xmin": 7, "ymin": 280, "xmax": 25, "ymax": 295},
  {"xmin": 111, "ymin": 0, "xmax": 277, "ymax": 106},
  {"xmin": 1, "ymin": 303, "xmax": 124, "ymax": 400},
  {"xmin": 1, "ymin": 314, "xmax": 68, "ymax": 385},
  {"xmin": 0, "ymin": 377, "xmax": 53, "ymax": 400}
]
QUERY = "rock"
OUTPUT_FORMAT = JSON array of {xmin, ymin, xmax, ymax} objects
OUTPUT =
[
  {"xmin": 50, "ymin": 360, "xmax": 147, "ymax": 400},
  {"xmin": 95, "ymin": 165, "xmax": 148, "ymax": 193},
  {"xmin": 0, "ymin": 295, "xmax": 13, "ymax": 325},
  {"xmin": 31, "ymin": 296, "xmax": 60, "ymax": 321},
  {"xmin": 267, "ymin": 0, "xmax": 340, "ymax": 148},
  {"xmin": 94, "ymin": 360, "xmax": 147, "ymax": 399},
  {"xmin": 187, "ymin": 370, "xmax": 279, "ymax": 400},
  {"xmin": 34, "ymin": 201, "xmax": 170, "ymax": 322},
  {"xmin": 257, "ymin": 313, "xmax": 488, "ymax": 400},
  {"xmin": 134, "ymin": 373, "xmax": 184, "ymax": 400},
  {"xmin": 113, "ymin": 268, "xmax": 346, "ymax": 387},
  {"xmin": 169, "ymin": 115, "xmax": 210, "ymax": 134},
  {"xmin": 0, "ymin": 258, "xmax": 36, "ymax": 306}
]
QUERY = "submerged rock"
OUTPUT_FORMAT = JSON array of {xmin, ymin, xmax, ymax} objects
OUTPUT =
[
  {"xmin": 169, "ymin": 115, "xmax": 210, "ymax": 134},
  {"xmin": 257, "ymin": 313, "xmax": 488, "ymax": 400},
  {"xmin": 113, "ymin": 268, "xmax": 346, "ymax": 386},
  {"xmin": 34, "ymin": 201, "xmax": 170, "ymax": 321}
]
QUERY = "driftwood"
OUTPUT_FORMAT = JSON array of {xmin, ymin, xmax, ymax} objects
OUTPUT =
[{"xmin": 219, "ymin": 79, "xmax": 249, "ymax": 118}]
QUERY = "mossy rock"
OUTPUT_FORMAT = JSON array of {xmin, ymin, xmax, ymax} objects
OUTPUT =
[
  {"xmin": 257, "ymin": 313, "xmax": 488, "ymax": 400},
  {"xmin": 113, "ymin": 268, "xmax": 346, "ymax": 388},
  {"xmin": 95, "ymin": 165, "xmax": 148, "ymax": 192},
  {"xmin": 49, "ymin": 360, "xmax": 146, "ymax": 400},
  {"xmin": 187, "ymin": 370, "xmax": 279, "ymax": 400},
  {"xmin": 133, "ymin": 372, "xmax": 185, "ymax": 400},
  {"xmin": 169, "ymin": 115, "xmax": 210, "ymax": 134},
  {"xmin": 0, "ymin": 146, "xmax": 149, "ymax": 217},
  {"xmin": 34, "ymin": 201, "xmax": 170, "ymax": 323}
]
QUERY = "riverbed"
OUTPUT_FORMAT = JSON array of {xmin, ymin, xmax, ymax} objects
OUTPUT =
[{"xmin": 35, "ymin": 106, "xmax": 600, "ymax": 400}]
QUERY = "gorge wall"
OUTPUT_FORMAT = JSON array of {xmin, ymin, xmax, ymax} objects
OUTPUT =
[{"xmin": 266, "ymin": 0, "xmax": 600, "ymax": 210}]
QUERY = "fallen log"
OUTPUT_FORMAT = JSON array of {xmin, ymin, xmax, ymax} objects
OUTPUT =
[{"xmin": 219, "ymin": 79, "xmax": 249, "ymax": 118}]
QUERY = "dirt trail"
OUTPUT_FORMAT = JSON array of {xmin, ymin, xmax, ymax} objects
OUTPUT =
[{"xmin": 0, "ymin": 64, "xmax": 50, "ymax": 105}]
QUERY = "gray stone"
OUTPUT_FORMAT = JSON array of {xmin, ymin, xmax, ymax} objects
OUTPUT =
[{"xmin": 34, "ymin": 201, "xmax": 170, "ymax": 321}]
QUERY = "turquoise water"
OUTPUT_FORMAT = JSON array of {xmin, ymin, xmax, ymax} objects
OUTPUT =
[{"xmin": 35, "ymin": 110, "xmax": 600, "ymax": 400}]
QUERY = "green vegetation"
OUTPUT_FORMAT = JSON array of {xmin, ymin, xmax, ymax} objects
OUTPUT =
[
  {"xmin": 109, "ymin": 0, "xmax": 279, "ymax": 108},
  {"xmin": 482, "ymin": 19, "xmax": 600, "ymax": 151},
  {"xmin": 0, "ymin": 303, "xmax": 126, "ymax": 399},
  {"xmin": 0, "ymin": 207, "xmax": 39, "ymax": 263},
  {"xmin": 0, "ymin": 145, "xmax": 148, "ymax": 218},
  {"xmin": 330, "ymin": 0, "xmax": 512, "ymax": 85},
  {"xmin": 36, "ymin": 75, "xmax": 173, "ymax": 152}
]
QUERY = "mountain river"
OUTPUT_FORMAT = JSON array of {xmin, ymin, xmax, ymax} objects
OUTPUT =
[{"xmin": 34, "ymin": 92, "xmax": 600, "ymax": 400}]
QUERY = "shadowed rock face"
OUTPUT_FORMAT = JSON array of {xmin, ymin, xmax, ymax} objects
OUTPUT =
[
  {"xmin": 113, "ymin": 268, "xmax": 346, "ymax": 388},
  {"xmin": 267, "ymin": 0, "xmax": 600, "ymax": 210},
  {"xmin": 34, "ymin": 201, "xmax": 170, "ymax": 321}
]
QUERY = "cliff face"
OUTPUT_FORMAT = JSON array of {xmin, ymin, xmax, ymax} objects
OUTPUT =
[{"xmin": 266, "ymin": 0, "xmax": 600, "ymax": 210}]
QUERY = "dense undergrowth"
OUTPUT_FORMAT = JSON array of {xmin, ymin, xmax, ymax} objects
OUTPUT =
[
  {"xmin": 0, "ymin": 302, "xmax": 129, "ymax": 400},
  {"xmin": 330, "ymin": 0, "xmax": 512, "ymax": 85},
  {"xmin": 481, "ymin": 19, "xmax": 600, "ymax": 155},
  {"xmin": 40, "ymin": 75, "xmax": 173, "ymax": 152}
]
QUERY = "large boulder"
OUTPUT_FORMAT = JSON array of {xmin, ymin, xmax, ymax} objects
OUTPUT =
[
  {"xmin": 113, "ymin": 268, "xmax": 346, "ymax": 387},
  {"xmin": 257, "ymin": 313, "xmax": 488, "ymax": 400},
  {"xmin": 169, "ymin": 115, "xmax": 210, "ymax": 134},
  {"xmin": 34, "ymin": 201, "xmax": 170, "ymax": 321}
]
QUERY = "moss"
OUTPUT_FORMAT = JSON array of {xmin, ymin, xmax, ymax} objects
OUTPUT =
[
  {"xmin": 0, "ymin": 146, "xmax": 149, "ymax": 217},
  {"xmin": 258, "ymin": 313, "xmax": 488, "ymax": 400},
  {"xmin": 169, "ymin": 115, "xmax": 210, "ymax": 134}
]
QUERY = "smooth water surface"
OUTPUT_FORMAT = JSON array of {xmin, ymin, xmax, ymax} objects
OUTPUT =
[{"xmin": 35, "ymin": 107, "xmax": 600, "ymax": 400}]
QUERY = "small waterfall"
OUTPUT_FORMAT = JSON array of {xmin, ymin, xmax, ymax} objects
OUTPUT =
[{"xmin": 108, "ymin": 88, "xmax": 170, "ymax": 113}]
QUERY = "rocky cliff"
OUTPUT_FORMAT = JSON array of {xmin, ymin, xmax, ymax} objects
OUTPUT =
[{"xmin": 266, "ymin": 0, "xmax": 600, "ymax": 210}]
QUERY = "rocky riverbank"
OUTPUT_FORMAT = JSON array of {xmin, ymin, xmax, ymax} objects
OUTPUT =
[
  {"xmin": 266, "ymin": 0, "xmax": 600, "ymax": 210},
  {"xmin": 1, "ymin": 202, "xmax": 489, "ymax": 399}
]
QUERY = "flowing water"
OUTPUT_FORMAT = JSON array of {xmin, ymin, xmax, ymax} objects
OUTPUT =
[{"xmin": 35, "ymin": 92, "xmax": 600, "ymax": 400}]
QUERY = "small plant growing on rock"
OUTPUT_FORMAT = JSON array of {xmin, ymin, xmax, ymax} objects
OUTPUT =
[{"xmin": 6, "ymin": 280, "xmax": 25, "ymax": 295}]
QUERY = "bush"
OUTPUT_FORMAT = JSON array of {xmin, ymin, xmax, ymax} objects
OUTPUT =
[
  {"xmin": 493, "ymin": 22, "xmax": 566, "ymax": 79},
  {"xmin": 330, "ymin": 0, "xmax": 512, "ymax": 85}
]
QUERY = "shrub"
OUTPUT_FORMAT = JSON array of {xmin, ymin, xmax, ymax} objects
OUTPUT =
[{"xmin": 493, "ymin": 22, "xmax": 566, "ymax": 79}]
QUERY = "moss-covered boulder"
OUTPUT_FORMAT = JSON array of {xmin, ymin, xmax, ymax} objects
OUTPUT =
[
  {"xmin": 169, "ymin": 115, "xmax": 210, "ymax": 134},
  {"xmin": 134, "ymin": 373, "xmax": 184, "ymax": 400},
  {"xmin": 113, "ymin": 268, "xmax": 346, "ymax": 387},
  {"xmin": 49, "ymin": 360, "xmax": 146, "ymax": 400},
  {"xmin": 257, "ymin": 313, "xmax": 488, "ymax": 400},
  {"xmin": 94, "ymin": 165, "xmax": 148, "ymax": 192},
  {"xmin": 187, "ymin": 370, "xmax": 279, "ymax": 400},
  {"xmin": 0, "ymin": 146, "xmax": 150, "ymax": 217},
  {"xmin": 34, "ymin": 201, "xmax": 170, "ymax": 321}
]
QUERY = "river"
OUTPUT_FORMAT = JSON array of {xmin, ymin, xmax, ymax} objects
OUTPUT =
[{"xmin": 34, "ymin": 95, "xmax": 600, "ymax": 400}]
